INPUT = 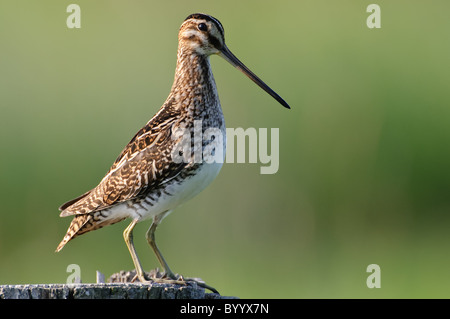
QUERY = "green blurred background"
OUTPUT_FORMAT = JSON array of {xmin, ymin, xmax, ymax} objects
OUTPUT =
[{"xmin": 1, "ymin": 0, "xmax": 450, "ymax": 298}]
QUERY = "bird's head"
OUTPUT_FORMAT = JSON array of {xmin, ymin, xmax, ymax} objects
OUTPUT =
[
  {"xmin": 179, "ymin": 13, "xmax": 225, "ymax": 55},
  {"xmin": 179, "ymin": 13, "xmax": 290, "ymax": 109}
]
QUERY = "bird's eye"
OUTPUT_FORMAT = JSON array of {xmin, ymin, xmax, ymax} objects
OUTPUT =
[{"xmin": 198, "ymin": 23, "xmax": 208, "ymax": 31}]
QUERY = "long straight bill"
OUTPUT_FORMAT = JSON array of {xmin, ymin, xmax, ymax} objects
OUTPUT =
[{"xmin": 219, "ymin": 45, "xmax": 290, "ymax": 109}]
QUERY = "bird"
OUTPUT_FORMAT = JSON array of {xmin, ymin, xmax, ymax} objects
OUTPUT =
[{"xmin": 56, "ymin": 13, "xmax": 290, "ymax": 292}]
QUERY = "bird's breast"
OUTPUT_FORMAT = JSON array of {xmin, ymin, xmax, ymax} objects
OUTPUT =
[{"xmin": 136, "ymin": 160, "xmax": 224, "ymax": 221}]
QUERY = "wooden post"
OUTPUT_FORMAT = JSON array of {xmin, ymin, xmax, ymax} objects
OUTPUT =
[
  {"xmin": 0, "ymin": 270, "xmax": 237, "ymax": 299},
  {"xmin": 0, "ymin": 282, "xmax": 236, "ymax": 299}
]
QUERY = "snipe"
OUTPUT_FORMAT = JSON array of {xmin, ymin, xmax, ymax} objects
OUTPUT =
[{"xmin": 56, "ymin": 13, "xmax": 290, "ymax": 293}]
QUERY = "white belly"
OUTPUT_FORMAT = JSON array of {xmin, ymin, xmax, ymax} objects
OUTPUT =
[
  {"xmin": 149, "ymin": 160, "xmax": 224, "ymax": 218},
  {"xmin": 103, "ymin": 117, "xmax": 226, "ymax": 224},
  {"xmin": 101, "ymin": 160, "xmax": 224, "ymax": 223}
]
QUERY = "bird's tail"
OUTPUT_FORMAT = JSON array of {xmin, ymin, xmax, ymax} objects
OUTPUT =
[
  {"xmin": 55, "ymin": 212, "xmax": 126, "ymax": 252},
  {"xmin": 55, "ymin": 214, "xmax": 92, "ymax": 252}
]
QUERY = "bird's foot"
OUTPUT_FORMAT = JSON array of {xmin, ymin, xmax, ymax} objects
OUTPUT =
[
  {"xmin": 132, "ymin": 268, "xmax": 219, "ymax": 294},
  {"xmin": 131, "ymin": 268, "xmax": 185, "ymax": 285},
  {"xmin": 184, "ymin": 277, "xmax": 220, "ymax": 294}
]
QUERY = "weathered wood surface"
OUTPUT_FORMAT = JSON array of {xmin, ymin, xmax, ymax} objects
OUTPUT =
[
  {"xmin": 0, "ymin": 270, "xmax": 236, "ymax": 299},
  {"xmin": 0, "ymin": 282, "xmax": 231, "ymax": 299}
]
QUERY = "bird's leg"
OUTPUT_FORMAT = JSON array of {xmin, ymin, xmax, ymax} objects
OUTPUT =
[
  {"xmin": 145, "ymin": 217, "xmax": 220, "ymax": 294},
  {"xmin": 123, "ymin": 220, "xmax": 149, "ymax": 283},
  {"xmin": 145, "ymin": 219, "xmax": 184, "ymax": 284}
]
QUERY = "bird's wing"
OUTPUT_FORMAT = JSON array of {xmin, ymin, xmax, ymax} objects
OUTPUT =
[{"xmin": 59, "ymin": 107, "xmax": 191, "ymax": 217}]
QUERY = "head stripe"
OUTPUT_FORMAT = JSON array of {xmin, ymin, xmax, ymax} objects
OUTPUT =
[{"xmin": 184, "ymin": 13, "xmax": 224, "ymax": 38}]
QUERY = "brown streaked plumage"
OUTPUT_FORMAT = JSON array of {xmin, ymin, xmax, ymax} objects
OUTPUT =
[{"xmin": 56, "ymin": 13, "xmax": 290, "ymax": 292}]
